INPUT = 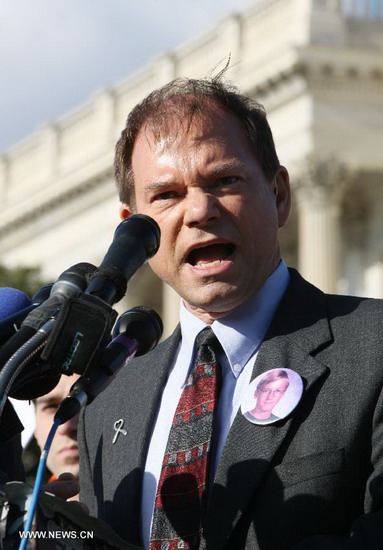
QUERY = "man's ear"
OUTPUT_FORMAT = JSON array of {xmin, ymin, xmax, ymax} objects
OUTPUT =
[
  {"xmin": 119, "ymin": 204, "xmax": 131, "ymax": 220},
  {"xmin": 274, "ymin": 166, "xmax": 291, "ymax": 229}
]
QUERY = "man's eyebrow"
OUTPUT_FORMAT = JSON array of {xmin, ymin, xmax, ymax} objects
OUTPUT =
[
  {"xmin": 143, "ymin": 181, "xmax": 178, "ymax": 193},
  {"xmin": 208, "ymin": 161, "xmax": 243, "ymax": 176},
  {"xmin": 35, "ymin": 396, "xmax": 60, "ymax": 405},
  {"xmin": 143, "ymin": 161, "xmax": 243, "ymax": 192}
]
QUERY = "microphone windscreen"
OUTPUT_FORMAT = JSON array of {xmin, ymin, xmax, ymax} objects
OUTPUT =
[
  {"xmin": 10, "ymin": 369, "xmax": 62, "ymax": 400},
  {"xmin": 0, "ymin": 288, "xmax": 31, "ymax": 321}
]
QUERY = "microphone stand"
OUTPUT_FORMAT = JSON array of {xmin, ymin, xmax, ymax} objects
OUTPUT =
[{"xmin": 18, "ymin": 417, "xmax": 61, "ymax": 550}]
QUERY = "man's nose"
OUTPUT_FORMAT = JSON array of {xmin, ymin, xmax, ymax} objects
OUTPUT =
[
  {"xmin": 57, "ymin": 413, "xmax": 79, "ymax": 436},
  {"xmin": 183, "ymin": 188, "xmax": 220, "ymax": 228}
]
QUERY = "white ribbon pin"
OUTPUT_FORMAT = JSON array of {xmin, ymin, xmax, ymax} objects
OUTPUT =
[{"xmin": 112, "ymin": 418, "xmax": 127, "ymax": 444}]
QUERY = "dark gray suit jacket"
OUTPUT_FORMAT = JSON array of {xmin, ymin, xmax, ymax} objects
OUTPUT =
[{"xmin": 78, "ymin": 269, "xmax": 383, "ymax": 549}]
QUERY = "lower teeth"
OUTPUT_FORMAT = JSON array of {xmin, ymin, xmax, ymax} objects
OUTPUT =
[{"xmin": 195, "ymin": 260, "xmax": 223, "ymax": 268}]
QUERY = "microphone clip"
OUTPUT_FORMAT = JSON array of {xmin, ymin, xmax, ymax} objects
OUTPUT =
[{"xmin": 40, "ymin": 293, "xmax": 117, "ymax": 376}]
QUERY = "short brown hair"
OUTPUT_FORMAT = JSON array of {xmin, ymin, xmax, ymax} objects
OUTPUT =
[
  {"xmin": 257, "ymin": 369, "xmax": 289, "ymax": 391},
  {"xmin": 114, "ymin": 76, "xmax": 280, "ymax": 209}
]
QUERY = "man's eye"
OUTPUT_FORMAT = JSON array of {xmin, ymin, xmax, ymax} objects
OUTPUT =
[
  {"xmin": 217, "ymin": 176, "xmax": 239, "ymax": 186},
  {"xmin": 43, "ymin": 404, "xmax": 59, "ymax": 412},
  {"xmin": 154, "ymin": 191, "xmax": 178, "ymax": 201}
]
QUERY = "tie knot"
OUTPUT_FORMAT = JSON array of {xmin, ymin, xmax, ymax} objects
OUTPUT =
[{"xmin": 195, "ymin": 327, "xmax": 221, "ymax": 364}]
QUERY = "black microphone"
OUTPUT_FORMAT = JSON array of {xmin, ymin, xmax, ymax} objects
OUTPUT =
[
  {"xmin": 55, "ymin": 306, "xmax": 163, "ymax": 422},
  {"xmin": 85, "ymin": 214, "xmax": 160, "ymax": 304},
  {"xmin": 37, "ymin": 216, "xmax": 160, "ymax": 377},
  {"xmin": 0, "ymin": 285, "xmax": 52, "ymax": 347},
  {"xmin": 22, "ymin": 262, "xmax": 97, "ymax": 332},
  {"xmin": 1, "ymin": 263, "xmax": 96, "ymax": 400},
  {"xmin": 8, "ymin": 215, "xmax": 160, "ymax": 399}
]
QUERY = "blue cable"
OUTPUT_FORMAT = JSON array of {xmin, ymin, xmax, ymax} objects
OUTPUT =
[{"xmin": 19, "ymin": 417, "xmax": 61, "ymax": 550}]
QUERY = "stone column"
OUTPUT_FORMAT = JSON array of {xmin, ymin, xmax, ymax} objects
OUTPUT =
[
  {"xmin": 38, "ymin": 123, "xmax": 59, "ymax": 179},
  {"xmin": 295, "ymin": 157, "xmax": 348, "ymax": 293},
  {"xmin": 0, "ymin": 154, "xmax": 8, "ymax": 207},
  {"xmin": 162, "ymin": 282, "xmax": 180, "ymax": 338},
  {"xmin": 364, "ymin": 262, "xmax": 383, "ymax": 298},
  {"xmin": 363, "ymin": 180, "xmax": 383, "ymax": 298},
  {"xmin": 155, "ymin": 53, "xmax": 177, "ymax": 86},
  {"xmin": 93, "ymin": 89, "xmax": 116, "ymax": 144},
  {"xmin": 218, "ymin": 14, "xmax": 242, "ymax": 74}
]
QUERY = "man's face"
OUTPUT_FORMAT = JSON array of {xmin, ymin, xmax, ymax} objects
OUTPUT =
[
  {"xmin": 34, "ymin": 374, "xmax": 80, "ymax": 478},
  {"xmin": 255, "ymin": 378, "xmax": 289, "ymax": 414},
  {"xmin": 124, "ymin": 103, "xmax": 290, "ymax": 323}
]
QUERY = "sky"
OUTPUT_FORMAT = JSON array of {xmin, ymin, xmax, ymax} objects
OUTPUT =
[{"xmin": 0, "ymin": 0, "xmax": 256, "ymax": 152}]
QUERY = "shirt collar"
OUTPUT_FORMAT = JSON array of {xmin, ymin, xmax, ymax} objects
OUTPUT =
[{"xmin": 179, "ymin": 260, "xmax": 290, "ymax": 377}]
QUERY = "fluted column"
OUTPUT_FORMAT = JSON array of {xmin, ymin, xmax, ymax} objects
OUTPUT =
[
  {"xmin": 363, "ymin": 181, "xmax": 383, "ymax": 298},
  {"xmin": 295, "ymin": 157, "xmax": 348, "ymax": 293},
  {"xmin": 0, "ymin": 155, "xmax": 8, "ymax": 207},
  {"xmin": 155, "ymin": 53, "xmax": 177, "ymax": 86},
  {"xmin": 93, "ymin": 89, "xmax": 116, "ymax": 145},
  {"xmin": 162, "ymin": 282, "xmax": 180, "ymax": 338},
  {"xmin": 38, "ymin": 123, "xmax": 59, "ymax": 179}
]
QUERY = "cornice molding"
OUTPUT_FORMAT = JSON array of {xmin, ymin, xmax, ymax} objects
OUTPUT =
[
  {"xmin": 249, "ymin": 53, "xmax": 383, "ymax": 111},
  {"xmin": 0, "ymin": 167, "xmax": 114, "ymax": 239}
]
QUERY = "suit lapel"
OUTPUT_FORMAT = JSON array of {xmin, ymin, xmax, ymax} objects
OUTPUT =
[
  {"xmin": 121, "ymin": 325, "xmax": 181, "ymax": 470},
  {"xmin": 205, "ymin": 270, "xmax": 333, "ymax": 546}
]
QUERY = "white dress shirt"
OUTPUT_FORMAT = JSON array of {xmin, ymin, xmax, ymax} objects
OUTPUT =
[{"xmin": 141, "ymin": 261, "xmax": 290, "ymax": 548}]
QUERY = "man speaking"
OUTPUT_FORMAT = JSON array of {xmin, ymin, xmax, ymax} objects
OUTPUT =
[{"xmin": 78, "ymin": 76, "xmax": 383, "ymax": 549}]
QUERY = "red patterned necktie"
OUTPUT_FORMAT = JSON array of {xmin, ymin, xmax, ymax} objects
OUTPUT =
[{"xmin": 150, "ymin": 327, "xmax": 222, "ymax": 550}]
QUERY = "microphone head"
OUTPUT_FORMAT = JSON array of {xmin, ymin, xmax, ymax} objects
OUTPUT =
[
  {"xmin": 31, "ymin": 284, "xmax": 53, "ymax": 306},
  {"xmin": 50, "ymin": 262, "xmax": 97, "ymax": 299},
  {"xmin": 21, "ymin": 263, "xmax": 97, "ymax": 332},
  {"xmin": 10, "ymin": 360, "xmax": 62, "ymax": 400},
  {"xmin": 113, "ymin": 306, "xmax": 163, "ymax": 356},
  {"xmin": 86, "ymin": 215, "xmax": 161, "ymax": 305},
  {"xmin": 0, "ymin": 288, "xmax": 31, "ymax": 321},
  {"xmin": 115, "ymin": 214, "xmax": 161, "ymax": 260}
]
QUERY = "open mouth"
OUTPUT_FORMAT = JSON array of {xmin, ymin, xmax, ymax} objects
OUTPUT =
[{"xmin": 187, "ymin": 243, "xmax": 235, "ymax": 268}]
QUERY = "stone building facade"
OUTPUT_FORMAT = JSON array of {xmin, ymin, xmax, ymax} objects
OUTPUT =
[{"xmin": 1, "ymin": 0, "xmax": 383, "ymax": 337}]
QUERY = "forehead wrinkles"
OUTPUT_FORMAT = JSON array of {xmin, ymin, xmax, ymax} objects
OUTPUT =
[{"xmin": 138, "ymin": 127, "xmax": 233, "ymax": 182}]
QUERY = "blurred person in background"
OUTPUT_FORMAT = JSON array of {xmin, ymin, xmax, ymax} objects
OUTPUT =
[{"xmin": 34, "ymin": 373, "xmax": 80, "ymax": 497}]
